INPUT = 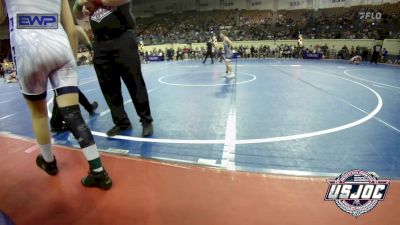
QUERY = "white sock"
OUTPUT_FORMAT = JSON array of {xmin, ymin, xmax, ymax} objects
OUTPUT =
[
  {"xmin": 39, "ymin": 143, "xmax": 54, "ymax": 163},
  {"xmin": 82, "ymin": 144, "xmax": 100, "ymax": 161},
  {"xmin": 82, "ymin": 145, "xmax": 104, "ymax": 172}
]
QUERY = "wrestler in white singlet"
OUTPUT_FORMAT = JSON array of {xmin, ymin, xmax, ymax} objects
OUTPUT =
[{"xmin": 5, "ymin": 0, "xmax": 77, "ymax": 97}]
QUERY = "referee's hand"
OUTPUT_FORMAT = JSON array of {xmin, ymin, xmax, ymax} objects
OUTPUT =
[{"xmin": 83, "ymin": 2, "xmax": 97, "ymax": 16}]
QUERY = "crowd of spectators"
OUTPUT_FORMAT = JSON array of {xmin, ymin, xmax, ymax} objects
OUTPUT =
[
  {"xmin": 1, "ymin": 40, "xmax": 16, "ymax": 82},
  {"xmin": 0, "ymin": 59, "xmax": 17, "ymax": 83},
  {"xmin": 136, "ymin": 2, "xmax": 400, "ymax": 45},
  {"xmin": 1, "ymin": 3, "xmax": 399, "ymax": 71},
  {"xmin": 138, "ymin": 42, "xmax": 397, "ymax": 65}
]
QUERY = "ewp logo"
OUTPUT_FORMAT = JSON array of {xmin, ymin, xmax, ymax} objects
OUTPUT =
[{"xmin": 17, "ymin": 14, "xmax": 58, "ymax": 29}]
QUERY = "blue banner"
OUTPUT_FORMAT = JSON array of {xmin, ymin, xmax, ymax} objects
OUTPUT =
[
  {"xmin": 232, "ymin": 53, "xmax": 241, "ymax": 59},
  {"xmin": 302, "ymin": 52, "xmax": 323, "ymax": 59},
  {"xmin": 146, "ymin": 56, "xmax": 165, "ymax": 61}
]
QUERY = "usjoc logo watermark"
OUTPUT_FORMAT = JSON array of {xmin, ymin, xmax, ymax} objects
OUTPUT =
[
  {"xmin": 17, "ymin": 14, "xmax": 58, "ymax": 29},
  {"xmin": 325, "ymin": 170, "xmax": 389, "ymax": 217}
]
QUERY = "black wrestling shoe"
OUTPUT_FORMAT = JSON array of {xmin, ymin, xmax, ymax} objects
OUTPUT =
[
  {"xmin": 141, "ymin": 120, "xmax": 154, "ymax": 137},
  {"xmin": 36, "ymin": 155, "xmax": 58, "ymax": 176},
  {"xmin": 81, "ymin": 170, "xmax": 112, "ymax": 190},
  {"xmin": 106, "ymin": 124, "xmax": 132, "ymax": 137},
  {"xmin": 89, "ymin": 101, "xmax": 98, "ymax": 116}
]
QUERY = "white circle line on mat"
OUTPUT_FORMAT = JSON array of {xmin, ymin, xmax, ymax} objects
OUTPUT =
[{"xmin": 47, "ymin": 70, "xmax": 382, "ymax": 144}]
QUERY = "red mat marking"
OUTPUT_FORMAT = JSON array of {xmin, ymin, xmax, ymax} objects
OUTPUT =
[{"xmin": 0, "ymin": 134, "xmax": 399, "ymax": 225}]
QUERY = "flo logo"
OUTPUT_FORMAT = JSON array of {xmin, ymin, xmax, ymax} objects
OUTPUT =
[
  {"xmin": 324, "ymin": 170, "xmax": 389, "ymax": 217},
  {"xmin": 359, "ymin": 11, "xmax": 382, "ymax": 20}
]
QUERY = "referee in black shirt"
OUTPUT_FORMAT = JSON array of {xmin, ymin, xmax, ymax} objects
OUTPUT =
[
  {"xmin": 202, "ymin": 38, "xmax": 214, "ymax": 64},
  {"xmin": 73, "ymin": 0, "xmax": 153, "ymax": 137}
]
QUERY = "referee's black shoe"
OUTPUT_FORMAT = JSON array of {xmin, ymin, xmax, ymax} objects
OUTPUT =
[
  {"xmin": 141, "ymin": 120, "xmax": 153, "ymax": 137},
  {"xmin": 89, "ymin": 101, "xmax": 99, "ymax": 116},
  {"xmin": 106, "ymin": 124, "xmax": 132, "ymax": 137}
]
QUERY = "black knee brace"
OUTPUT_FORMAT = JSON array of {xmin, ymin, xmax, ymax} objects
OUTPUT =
[{"xmin": 59, "ymin": 105, "xmax": 95, "ymax": 148}]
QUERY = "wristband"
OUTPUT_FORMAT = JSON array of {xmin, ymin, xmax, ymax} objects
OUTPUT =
[
  {"xmin": 74, "ymin": 2, "xmax": 83, "ymax": 11},
  {"xmin": 92, "ymin": 0, "xmax": 104, "ymax": 6}
]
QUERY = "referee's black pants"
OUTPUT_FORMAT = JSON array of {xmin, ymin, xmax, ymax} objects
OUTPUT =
[
  {"xmin": 370, "ymin": 52, "xmax": 379, "ymax": 64},
  {"xmin": 203, "ymin": 51, "xmax": 214, "ymax": 64},
  {"xmin": 93, "ymin": 31, "xmax": 153, "ymax": 127},
  {"xmin": 50, "ymin": 89, "xmax": 93, "ymax": 129}
]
